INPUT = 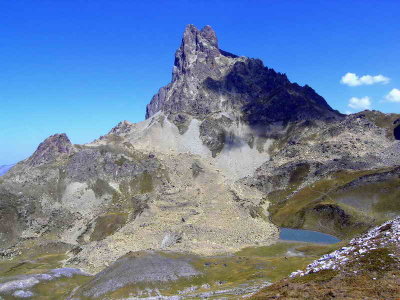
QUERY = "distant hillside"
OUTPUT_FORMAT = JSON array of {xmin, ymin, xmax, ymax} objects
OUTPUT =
[{"xmin": 0, "ymin": 164, "xmax": 14, "ymax": 176}]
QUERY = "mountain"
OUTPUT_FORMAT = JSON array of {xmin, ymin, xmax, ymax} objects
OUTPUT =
[
  {"xmin": 0, "ymin": 25, "xmax": 399, "ymax": 299},
  {"xmin": 0, "ymin": 164, "xmax": 14, "ymax": 176},
  {"xmin": 146, "ymin": 25, "xmax": 341, "ymax": 125}
]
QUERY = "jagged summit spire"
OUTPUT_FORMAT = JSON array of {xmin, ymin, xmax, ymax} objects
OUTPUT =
[
  {"xmin": 182, "ymin": 24, "xmax": 218, "ymax": 49},
  {"xmin": 172, "ymin": 24, "xmax": 221, "ymax": 82},
  {"xmin": 200, "ymin": 25, "xmax": 218, "ymax": 47}
]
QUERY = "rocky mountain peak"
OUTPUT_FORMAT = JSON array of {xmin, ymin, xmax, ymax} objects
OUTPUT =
[
  {"xmin": 27, "ymin": 133, "xmax": 74, "ymax": 166},
  {"xmin": 200, "ymin": 25, "xmax": 218, "ymax": 47},
  {"xmin": 183, "ymin": 24, "xmax": 218, "ymax": 48},
  {"xmin": 172, "ymin": 24, "xmax": 221, "ymax": 82},
  {"xmin": 108, "ymin": 120, "xmax": 134, "ymax": 136},
  {"xmin": 146, "ymin": 24, "xmax": 342, "ymax": 123}
]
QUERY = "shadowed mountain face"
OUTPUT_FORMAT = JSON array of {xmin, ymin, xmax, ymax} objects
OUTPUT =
[{"xmin": 146, "ymin": 25, "xmax": 342, "ymax": 124}]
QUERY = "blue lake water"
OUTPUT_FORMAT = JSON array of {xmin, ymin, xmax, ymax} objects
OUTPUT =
[{"xmin": 280, "ymin": 228, "xmax": 340, "ymax": 244}]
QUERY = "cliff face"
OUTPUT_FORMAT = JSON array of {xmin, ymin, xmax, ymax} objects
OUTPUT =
[{"xmin": 146, "ymin": 25, "xmax": 341, "ymax": 124}]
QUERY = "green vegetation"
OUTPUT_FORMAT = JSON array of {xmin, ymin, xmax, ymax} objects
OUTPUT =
[
  {"xmin": 351, "ymin": 247, "xmax": 397, "ymax": 276},
  {"xmin": 0, "ymin": 239, "xmax": 345, "ymax": 299},
  {"xmin": 292, "ymin": 269, "xmax": 339, "ymax": 283},
  {"xmin": 96, "ymin": 143, "xmax": 151, "ymax": 163},
  {"xmin": 0, "ymin": 252, "xmax": 91, "ymax": 300},
  {"xmin": 0, "ymin": 252, "xmax": 68, "ymax": 278},
  {"xmin": 359, "ymin": 110, "xmax": 400, "ymax": 139},
  {"xmin": 268, "ymin": 167, "xmax": 399, "ymax": 238},
  {"xmin": 250, "ymin": 244, "xmax": 400, "ymax": 299},
  {"xmin": 96, "ymin": 246, "xmax": 324, "ymax": 299},
  {"xmin": 237, "ymin": 242, "xmax": 301, "ymax": 257},
  {"xmin": 119, "ymin": 172, "xmax": 154, "ymax": 197},
  {"xmin": 105, "ymin": 134, "xmax": 124, "ymax": 143},
  {"xmin": 335, "ymin": 178, "xmax": 400, "ymax": 214},
  {"xmin": 67, "ymin": 242, "xmax": 343, "ymax": 299},
  {"xmin": 33, "ymin": 275, "xmax": 91, "ymax": 300},
  {"xmin": 288, "ymin": 163, "xmax": 310, "ymax": 185},
  {"xmin": 108, "ymin": 169, "xmax": 163, "ymax": 221},
  {"xmin": 90, "ymin": 178, "xmax": 115, "ymax": 198},
  {"xmin": 268, "ymin": 124, "xmax": 296, "ymax": 155},
  {"xmin": 137, "ymin": 172, "xmax": 153, "ymax": 193},
  {"xmin": 89, "ymin": 213, "xmax": 128, "ymax": 241},
  {"xmin": 114, "ymin": 156, "xmax": 129, "ymax": 166}
]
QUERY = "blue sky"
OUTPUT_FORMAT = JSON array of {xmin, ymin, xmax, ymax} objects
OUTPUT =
[{"xmin": 0, "ymin": 0, "xmax": 399, "ymax": 165}]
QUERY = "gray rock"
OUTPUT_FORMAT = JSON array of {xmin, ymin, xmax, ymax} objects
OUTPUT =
[
  {"xmin": 12, "ymin": 290, "xmax": 34, "ymax": 298},
  {"xmin": 76, "ymin": 251, "xmax": 200, "ymax": 298},
  {"xmin": 26, "ymin": 133, "xmax": 75, "ymax": 166},
  {"xmin": 161, "ymin": 232, "xmax": 182, "ymax": 248}
]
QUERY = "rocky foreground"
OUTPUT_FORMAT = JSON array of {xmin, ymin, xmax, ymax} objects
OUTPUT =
[{"xmin": 252, "ymin": 217, "xmax": 400, "ymax": 299}]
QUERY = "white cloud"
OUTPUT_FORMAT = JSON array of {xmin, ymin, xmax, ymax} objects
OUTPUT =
[
  {"xmin": 385, "ymin": 88, "xmax": 400, "ymax": 102},
  {"xmin": 348, "ymin": 96, "xmax": 371, "ymax": 110},
  {"xmin": 340, "ymin": 72, "xmax": 390, "ymax": 86}
]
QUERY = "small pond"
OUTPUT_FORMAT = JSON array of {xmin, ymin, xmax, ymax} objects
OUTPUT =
[{"xmin": 280, "ymin": 228, "xmax": 340, "ymax": 244}]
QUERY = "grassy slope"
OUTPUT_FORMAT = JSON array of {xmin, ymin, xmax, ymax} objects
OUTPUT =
[
  {"xmin": 0, "ymin": 251, "xmax": 91, "ymax": 300},
  {"xmin": 251, "ymin": 246, "xmax": 400, "ymax": 300},
  {"xmin": 0, "ymin": 242, "xmax": 341, "ymax": 299},
  {"xmin": 268, "ymin": 167, "xmax": 400, "ymax": 238},
  {"xmin": 87, "ymin": 243, "xmax": 339, "ymax": 299}
]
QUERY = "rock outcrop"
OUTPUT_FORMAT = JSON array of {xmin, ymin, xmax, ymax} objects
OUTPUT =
[{"xmin": 26, "ymin": 133, "xmax": 75, "ymax": 166}]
